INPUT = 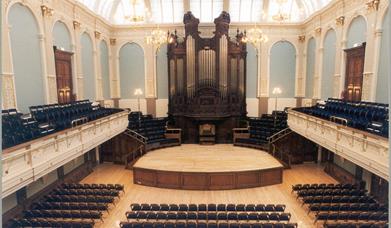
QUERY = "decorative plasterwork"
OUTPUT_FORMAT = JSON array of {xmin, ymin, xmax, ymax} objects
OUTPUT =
[
  {"xmin": 298, "ymin": 35, "xmax": 306, "ymax": 43},
  {"xmin": 73, "ymin": 20, "xmax": 81, "ymax": 30},
  {"xmin": 315, "ymin": 27, "xmax": 322, "ymax": 35},
  {"xmin": 94, "ymin": 31, "xmax": 101, "ymax": 39},
  {"xmin": 366, "ymin": 0, "xmax": 380, "ymax": 11},
  {"xmin": 335, "ymin": 16, "xmax": 345, "ymax": 26},
  {"xmin": 41, "ymin": 5, "xmax": 54, "ymax": 17},
  {"xmin": 110, "ymin": 38, "xmax": 116, "ymax": 45},
  {"xmin": 1, "ymin": 74, "xmax": 16, "ymax": 109}
]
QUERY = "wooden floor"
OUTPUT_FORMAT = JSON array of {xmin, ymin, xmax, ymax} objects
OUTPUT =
[
  {"xmin": 81, "ymin": 148, "xmax": 337, "ymax": 228},
  {"xmin": 134, "ymin": 144, "xmax": 283, "ymax": 172}
]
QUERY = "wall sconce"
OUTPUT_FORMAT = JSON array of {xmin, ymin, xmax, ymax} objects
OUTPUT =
[
  {"xmin": 73, "ymin": 21, "xmax": 81, "ymax": 30},
  {"xmin": 366, "ymin": 0, "xmax": 380, "ymax": 11},
  {"xmin": 272, "ymin": 87, "xmax": 282, "ymax": 112},
  {"xmin": 298, "ymin": 35, "xmax": 306, "ymax": 43},
  {"xmin": 110, "ymin": 38, "xmax": 116, "ymax": 46},
  {"xmin": 335, "ymin": 16, "xmax": 345, "ymax": 26},
  {"xmin": 94, "ymin": 31, "xmax": 101, "ymax": 39},
  {"xmin": 41, "ymin": 5, "xmax": 53, "ymax": 17}
]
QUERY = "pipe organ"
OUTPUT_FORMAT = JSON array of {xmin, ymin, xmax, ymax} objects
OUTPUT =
[{"xmin": 167, "ymin": 11, "xmax": 247, "ymax": 143}]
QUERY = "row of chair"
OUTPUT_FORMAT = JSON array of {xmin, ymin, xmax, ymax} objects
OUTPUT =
[
  {"xmin": 52, "ymin": 188, "xmax": 120, "ymax": 197},
  {"xmin": 291, "ymin": 183, "xmax": 358, "ymax": 192},
  {"xmin": 128, "ymin": 112, "xmax": 180, "ymax": 146},
  {"xmin": 315, "ymin": 211, "xmax": 388, "ymax": 223},
  {"xmin": 235, "ymin": 111, "xmax": 288, "ymax": 147},
  {"xmin": 131, "ymin": 204, "xmax": 286, "ymax": 212},
  {"xmin": 31, "ymin": 202, "xmax": 109, "ymax": 212},
  {"xmin": 323, "ymin": 222, "xmax": 388, "ymax": 228},
  {"xmin": 296, "ymin": 189, "xmax": 367, "ymax": 198},
  {"xmin": 61, "ymin": 183, "xmax": 125, "ymax": 191},
  {"xmin": 120, "ymin": 221, "xmax": 298, "ymax": 228},
  {"xmin": 126, "ymin": 211, "xmax": 292, "ymax": 222},
  {"xmin": 10, "ymin": 218, "xmax": 94, "ymax": 228},
  {"xmin": 301, "ymin": 195, "xmax": 376, "ymax": 204},
  {"xmin": 45, "ymin": 194, "xmax": 115, "ymax": 203},
  {"xmin": 308, "ymin": 203, "xmax": 388, "ymax": 214},
  {"xmin": 294, "ymin": 98, "xmax": 388, "ymax": 137},
  {"xmin": 23, "ymin": 209, "xmax": 103, "ymax": 220}
]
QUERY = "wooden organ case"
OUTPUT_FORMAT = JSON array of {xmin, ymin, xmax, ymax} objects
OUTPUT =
[{"xmin": 167, "ymin": 12, "xmax": 247, "ymax": 143}]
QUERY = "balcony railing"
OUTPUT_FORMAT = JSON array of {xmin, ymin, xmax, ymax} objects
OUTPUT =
[
  {"xmin": 2, "ymin": 110, "xmax": 129, "ymax": 198},
  {"xmin": 287, "ymin": 109, "xmax": 388, "ymax": 180}
]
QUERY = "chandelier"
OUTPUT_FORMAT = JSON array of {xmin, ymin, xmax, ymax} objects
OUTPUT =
[
  {"xmin": 146, "ymin": 29, "xmax": 168, "ymax": 46},
  {"xmin": 243, "ymin": 27, "xmax": 269, "ymax": 44},
  {"xmin": 272, "ymin": 0, "xmax": 290, "ymax": 22},
  {"xmin": 124, "ymin": 0, "xmax": 145, "ymax": 23}
]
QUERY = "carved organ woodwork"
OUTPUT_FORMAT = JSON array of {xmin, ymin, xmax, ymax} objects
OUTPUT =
[{"xmin": 167, "ymin": 12, "xmax": 247, "ymax": 143}]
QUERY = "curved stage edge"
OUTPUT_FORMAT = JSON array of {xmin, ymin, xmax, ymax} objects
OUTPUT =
[{"xmin": 133, "ymin": 167, "xmax": 283, "ymax": 190}]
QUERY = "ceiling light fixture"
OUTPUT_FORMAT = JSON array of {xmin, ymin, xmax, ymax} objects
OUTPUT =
[
  {"xmin": 124, "ymin": 0, "xmax": 145, "ymax": 23},
  {"xmin": 272, "ymin": 0, "xmax": 290, "ymax": 22}
]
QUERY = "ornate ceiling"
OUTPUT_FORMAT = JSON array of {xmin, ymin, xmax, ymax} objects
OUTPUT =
[{"xmin": 76, "ymin": 0, "xmax": 333, "ymax": 25}]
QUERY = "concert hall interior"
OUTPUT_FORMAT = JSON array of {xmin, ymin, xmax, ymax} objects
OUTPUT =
[{"xmin": 1, "ymin": 0, "xmax": 390, "ymax": 227}]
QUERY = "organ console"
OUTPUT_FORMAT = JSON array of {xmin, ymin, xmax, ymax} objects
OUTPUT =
[{"xmin": 167, "ymin": 11, "xmax": 247, "ymax": 143}]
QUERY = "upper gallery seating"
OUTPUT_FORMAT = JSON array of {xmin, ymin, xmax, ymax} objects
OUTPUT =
[
  {"xmin": 9, "ymin": 183, "xmax": 124, "ymax": 228},
  {"xmin": 120, "ymin": 203, "xmax": 297, "ymax": 228},
  {"xmin": 234, "ymin": 111, "xmax": 288, "ymax": 148},
  {"xmin": 2, "ymin": 100, "xmax": 123, "ymax": 149},
  {"xmin": 293, "ymin": 98, "xmax": 389, "ymax": 137},
  {"xmin": 292, "ymin": 183, "xmax": 389, "ymax": 227},
  {"xmin": 128, "ymin": 112, "xmax": 180, "ymax": 148}
]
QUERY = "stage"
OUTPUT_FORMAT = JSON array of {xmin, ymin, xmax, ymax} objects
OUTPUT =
[{"xmin": 133, "ymin": 144, "xmax": 284, "ymax": 190}]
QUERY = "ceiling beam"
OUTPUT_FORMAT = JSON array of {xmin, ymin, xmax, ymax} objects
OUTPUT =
[
  {"xmin": 262, "ymin": 0, "xmax": 269, "ymax": 20},
  {"xmin": 183, "ymin": 0, "xmax": 190, "ymax": 12},
  {"xmin": 223, "ymin": 0, "xmax": 229, "ymax": 12}
]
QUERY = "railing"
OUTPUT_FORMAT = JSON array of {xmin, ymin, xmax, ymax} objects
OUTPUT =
[
  {"xmin": 2, "ymin": 110, "xmax": 129, "ymax": 198},
  {"xmin": 267, "ymin": 128, "xmax": 292, "ymax": 144},
  {"xmin": 288, "ymin": 109, "xmax": 389, "ymax": 180},
  {"xmin": 124, "ymin": 129, "xmax": 147, "ymax": 144},
  {"xmin": 267, "ymin": 128, "xmax": 293, "ymax": 167}
]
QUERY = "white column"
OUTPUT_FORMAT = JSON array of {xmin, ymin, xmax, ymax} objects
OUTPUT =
[
  {"xmin": 1, "ymin": 24, "xmax": 17, "ymax": 109},
  {"xmin": 74, "ymin": 27, "xmax": 83, "ymax": 99},
  {"xmin": 93, "ymin": 38, "xmax": 102, "ymax": 101},
  {"xmin": 361, "ymin": 13, "xmax": 377, "ymax": 101},
  {"xmin": 315, "ymin": 46, "xmax": 324, "ymax": 99},
  {"xmin": 333, "ymin": 25, "xmax": 344, "ymax": 98},
  {"xmin": 38, "ymin": 33, "xmax": 50, "ymax": 104},
  {"xmin": 42, "ymin": 14, "xmax": 58, "ymax": 104},
  {"xmin": 370, "ymin": 29, "xmax": 383, "ymax": 101}
]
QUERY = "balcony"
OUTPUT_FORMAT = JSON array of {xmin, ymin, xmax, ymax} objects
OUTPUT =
[
  {"xmin": 2, "ymin": 110, "xmax": 129, "ymax": 198},
  {"xmin": 287, "ymin": 109, "xmax": 388, "ymax": 180}
]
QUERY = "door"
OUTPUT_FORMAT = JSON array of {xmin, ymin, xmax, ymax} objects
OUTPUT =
[
  {"xmin": 344, "ymin": 43, "xmax": 366, "ymax": 101},
  {"xmin": 54, "ymin": 47, "xmax": 74, "ymax": 103}
]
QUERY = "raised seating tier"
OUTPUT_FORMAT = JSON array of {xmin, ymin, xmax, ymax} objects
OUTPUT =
[
  {"xmin": 293, "ymin": 98, "xmax": 388, "ymax": 138},
  {"xmin": 128, "ymin": 112, "xmax": 181, "ymax": 150},
  {"xmin": 2, "ymin": 100, "xmax": 123, "ymax": 149},
  {"xmin": 234, "ymin": 111, "xmax": 288, "ymax": 149}
]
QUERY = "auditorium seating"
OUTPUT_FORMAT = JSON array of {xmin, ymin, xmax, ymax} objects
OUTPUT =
[
  {"xmin": 2, "ymin": 100, "xmax": 123, "ymax": 149},
  {"xmin": 120, "ymin": 203, "xmax": 297, "ymax": 228},
  {"xmin": 128, "ymin": 112, "xmax": 180, "ymax": 149},
  {"xmin": 294, "ymin": 98, "xmax": 389, "ymax": 137},
  {"xmin": 9, "ymin": 183, "xmax": 124, "ymax": 228},
  {"xmin": 292, "ymin": 183, "xmax": 389, "ymax": 226},
  {"xmin": 234, "ymin": 111, "xmax": 288, "ymax": 148}
]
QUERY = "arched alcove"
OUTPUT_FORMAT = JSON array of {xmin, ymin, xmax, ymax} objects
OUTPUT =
[
  {"xmin": 53, "ymin": 21, "xmax": 72, "ymax": 52},
  {"xmin": 156, "ymin": 44, "xmax": 168, "ymax": 99},
  {"xmin": 81, "ymin": 32, "xmax": 95, "ymax": 100},
  {"xmin": 347, "ymin": 16, "xmax": 367, "ymax": 48},
  {"xmin": 100, "ymin": 40, "xmax": 110, "ymax": 99},
  {"xmin": 305, "ymin": 37, "xmax": 316, "ymax": 98},
  {"xmin": 119, "ymin": 42, "xmax": 145, "ymax": 99},
  {"xmin": 376, "ymin": 9, "xmax": 390, "ymax": 103},
  {"xmin": 8, "ymin": 3, "xmax": 44, "ymax": 112},
  {"xmin": 269, "ymin": 41, "xmax": 296, "ymax": 98},
  {"xmin": 321, "ymin": 29, "xmax": 337, "ymax": 100}
]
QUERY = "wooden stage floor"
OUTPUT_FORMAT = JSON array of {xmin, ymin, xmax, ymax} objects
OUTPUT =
[
  {"xmin": 133, "ymin": 145, "xmax": 284, "ymax": 190},
  {"xmin": 80, "ymin": 144, "xmax": 337, "ymax": 228},
  {"xmin": 133, "ymin": 144, "xmax": 283, "ymax": 172}
]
